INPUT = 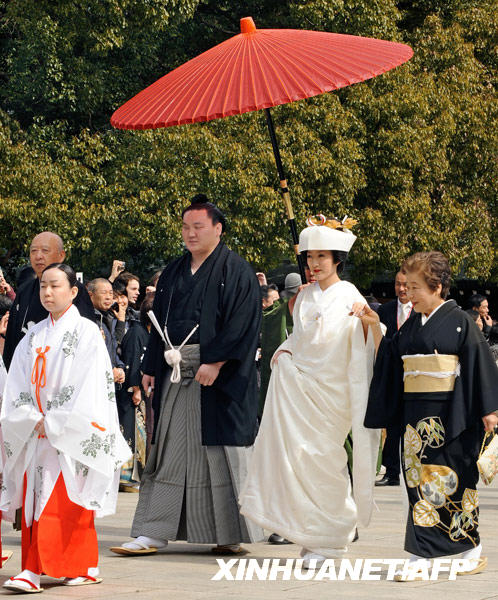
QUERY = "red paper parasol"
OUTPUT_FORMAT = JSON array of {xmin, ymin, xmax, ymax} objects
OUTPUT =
[{"xmin": 111, "ymin": 17, "xmax": 413, "ymax": 279}]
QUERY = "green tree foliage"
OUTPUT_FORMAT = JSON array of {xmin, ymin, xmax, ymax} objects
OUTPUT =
[{"xmin": 0, "ymin": 0, "xmax": 496, "ymax": 283}]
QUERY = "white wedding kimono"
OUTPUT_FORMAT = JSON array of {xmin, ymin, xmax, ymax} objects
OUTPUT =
[
  {"xmin": 0, "ymin": 304, "xmax": 131, "ymax": 526},
  {"xmin": 0, "ymin": 355, "xmax": 6, "ymax": 474},
  {"xmin": 240, "ymin": 281, "xmax": 380, "ymax": 557}
]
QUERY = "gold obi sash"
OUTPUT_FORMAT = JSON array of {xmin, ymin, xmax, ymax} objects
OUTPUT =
[{"xmin": 402, "ymin": 354, "xmax": 460, "ymax": 393}]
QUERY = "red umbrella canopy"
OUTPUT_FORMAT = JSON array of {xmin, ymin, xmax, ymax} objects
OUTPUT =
[{"xmin": 111, "ymin": 17, "xmax": 413, "ymax": 130}]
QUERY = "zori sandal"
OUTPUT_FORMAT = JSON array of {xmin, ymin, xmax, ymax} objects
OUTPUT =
[
  {"xmin": 2, "ymin": 577, "xmax": 43, "ymax": 593},
  {"xmin": 109, "ymin": 541, "xmax": 158, "ymax": 555},
  {"xmin": 63, "ymin": 575, "xmax": 103, "ymax": 586},
  {"xmin": 456, "ymin": 556, "xmax": 488, "ymax": 576}
]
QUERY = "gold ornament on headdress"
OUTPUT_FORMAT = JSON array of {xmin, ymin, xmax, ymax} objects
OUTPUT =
[{"xmin": 306, "ymin": 214, "xmax": 358, "ymax": 231}]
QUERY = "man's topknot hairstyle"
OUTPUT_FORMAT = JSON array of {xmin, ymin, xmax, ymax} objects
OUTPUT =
[{"xmin": 181, "ymin": 193, "xmax": 227, "ymax": 233}]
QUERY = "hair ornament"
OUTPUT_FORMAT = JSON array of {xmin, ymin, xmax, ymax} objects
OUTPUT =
[
  {"xmin": 306, "ymin": 214, "xmax": 327, "ymax": 226},
  {"xmin": 305, "ymin": 214, "xmax": 358, "ymax": 231}
]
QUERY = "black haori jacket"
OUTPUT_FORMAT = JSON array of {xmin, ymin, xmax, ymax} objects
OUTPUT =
[{"xmin": 142, "ymin": 242, "xmax": 261, "ymax": 446}]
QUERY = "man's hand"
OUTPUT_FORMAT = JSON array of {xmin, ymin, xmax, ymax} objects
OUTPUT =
[
  {"xmin": 113, "ymin": 367, "xmax": 125, "ymax": 383},
  {"xmin": 142, "ymin": 374, "xmax": 155, "ymax": 396},
  {"xmin": 132, "ymin": 386, "xmax": 142, "ymax": 406},
  {"xmin": 0, "ymin": 275, "xmax": 10, "ymax": 295},
  {"xmin": 109, "ymin": 260, "xmax": 125, "ymax": 283},
  {"xmin": 195, "ymin": 362, "xmax": 225, "ymax": 386},
  {"xmin": 256, "ymin": 272, "xmax": 267, "ymax": 286},
  {"xmin": 475, "ymin": 315, "xmax": 483, "ymax": 331},
  {"xmin": 0, "ymin": 311, "xmax": 9, "ymax": 336},
  {"xmin": 483, "ymin": 314, "xmax": 493, "ymax": 327},
  {"xmin": 34, "ymin": 417, "xmax": 46, "ymax": 437},
  {"xmin": 482, "ymin": 413, "xmax": 498, "ymax": 432}
]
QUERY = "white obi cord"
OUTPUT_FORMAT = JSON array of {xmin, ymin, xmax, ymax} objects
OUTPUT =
[
  {"xmin": 401, "ymin": 354, "xmax": 461, "ymax": 381},
  {"xmin": 148, "ymin": 311, "xmax": 199, "ymax": 383}
]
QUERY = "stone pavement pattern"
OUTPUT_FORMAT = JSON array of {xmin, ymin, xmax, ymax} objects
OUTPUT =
[{"xmin": 1, "ymin": 484, "xmax": 498, "ymax": 600}]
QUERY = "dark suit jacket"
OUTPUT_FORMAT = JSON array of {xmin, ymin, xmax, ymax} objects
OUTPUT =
[{"xmin": 377, "ymin": 298, "xmax": 414, "ymax": 339}]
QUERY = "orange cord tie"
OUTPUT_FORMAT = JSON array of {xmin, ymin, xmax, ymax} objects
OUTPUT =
[{"xmin": 31, "ymin": 346, "xmax": 50, "ymax": 437}]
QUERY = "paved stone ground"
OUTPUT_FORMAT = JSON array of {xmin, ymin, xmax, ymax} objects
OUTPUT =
[{"xmin": 1, "ymin": 483, "xmax": 498, "ymax": 599}]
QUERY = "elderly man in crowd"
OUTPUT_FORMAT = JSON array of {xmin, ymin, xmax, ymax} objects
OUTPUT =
[
  {"xmin": 87, "ymin": 278, "xmax": 125, "ymax": 384},
  {"xmin": 111, "ymin": 193, "xmax": 262, "ymax": 557},
  {"xmin": 3, "ymin": 231, "xmax": 94, "ymax": 369}
]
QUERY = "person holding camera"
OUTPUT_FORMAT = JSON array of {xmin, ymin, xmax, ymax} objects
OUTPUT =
[{"xmin": 108, "ymin": 260, "xmax": 126, "ymax": 283}]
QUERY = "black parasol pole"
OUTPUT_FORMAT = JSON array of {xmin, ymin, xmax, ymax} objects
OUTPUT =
[{"xmin": 264, "ymin": 108, "xmax": 307, "ymax": 283}]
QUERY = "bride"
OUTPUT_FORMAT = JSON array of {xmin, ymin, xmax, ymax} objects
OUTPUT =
[{"xmin": 240, "ymin": 216, "xmax": 379, "ymax": 567}]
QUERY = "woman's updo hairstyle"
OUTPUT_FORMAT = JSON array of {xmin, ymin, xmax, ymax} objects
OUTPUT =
[
  {"xmin": 401, "ymin": 251, "xmax": 451, "ymax": 299},
  {"xmin": 332, "ymin": 250, "xmax": 348, "ymax": 275},
  {"xmin": 42, "ymin": 263, "xmax": 77, "ymax": 288}
]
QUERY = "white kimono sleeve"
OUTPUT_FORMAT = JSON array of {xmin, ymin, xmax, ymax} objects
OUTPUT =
[
  {"xmin": 43, "ymin": 323, "xmax": 131, "ymax": 515},
  {"xmin": 0, "ymin": 335, "xmax": 41, "ymax": 516},
  {"xmin": 348, "ymin": 317, "xmax": 381, "ymax": 527}
]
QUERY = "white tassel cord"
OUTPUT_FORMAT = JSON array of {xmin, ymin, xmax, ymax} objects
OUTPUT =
[
  {"xmin": 403, "ymin": 364, "xmax": 460, "ymax": 381},
  {"xmin": 148, "ymin": 311, "xmax": 199, "ymax": 383}
]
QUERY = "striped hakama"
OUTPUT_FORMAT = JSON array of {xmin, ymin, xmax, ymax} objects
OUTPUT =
[{"xmin": 132, "ymin": 345, "xmax": 261, "ymax": 545}]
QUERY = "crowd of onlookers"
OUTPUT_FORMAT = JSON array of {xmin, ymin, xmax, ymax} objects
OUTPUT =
[
  {"xmin": 466, "ymin": 294, "xmax": 498, "ymax": 357},
  {"xmin": 0, "ymin": 241, "xmax": 163, "ymax": 493}
]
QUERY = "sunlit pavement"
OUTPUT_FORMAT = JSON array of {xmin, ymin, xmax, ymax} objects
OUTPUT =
[{"xmin": 1, "ymin": 484, "xmax": 497, "ymax": 599}]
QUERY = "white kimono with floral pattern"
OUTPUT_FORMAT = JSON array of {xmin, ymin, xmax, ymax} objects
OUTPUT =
[
  {"xmin": 240, "ymin": 281, "xmax": 380, "ymax": 557},
  {"xmin": 0, "ymin": 304, "xmax": 131, "ymax": 526}
]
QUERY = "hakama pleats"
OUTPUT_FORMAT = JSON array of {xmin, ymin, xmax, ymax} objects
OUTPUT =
[{"xmin": 132, "ymin": 345, "xmax": 261, "ymax": 545}]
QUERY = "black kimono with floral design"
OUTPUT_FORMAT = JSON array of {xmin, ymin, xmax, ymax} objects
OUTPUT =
[{"xmin": 365, "ymin": 300, "xmax": 498, "ymax": 558}]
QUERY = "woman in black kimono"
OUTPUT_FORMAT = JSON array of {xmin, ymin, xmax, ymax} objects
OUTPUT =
[{"xmin": 353, "ymin": 251, "xmax": 498, "ymax": 578}]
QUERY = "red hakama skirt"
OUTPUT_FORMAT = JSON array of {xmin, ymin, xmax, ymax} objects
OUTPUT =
[{"xmin": 22, "ymin": 474, "xmax": 98, "ymax": 577}]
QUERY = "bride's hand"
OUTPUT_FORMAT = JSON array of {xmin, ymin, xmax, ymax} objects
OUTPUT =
[
  {"xmin": 271, "ymin": 350, "xmax": 291, "ymax": 366},
  {"xmin": 349, "ymin": 302, "xmax": 380, "ymax": 326}
]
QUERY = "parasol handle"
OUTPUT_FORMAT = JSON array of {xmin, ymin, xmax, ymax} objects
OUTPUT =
[{"xmin": 264, "ymin": 108, "xmax": 306, "ymax": 283}]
